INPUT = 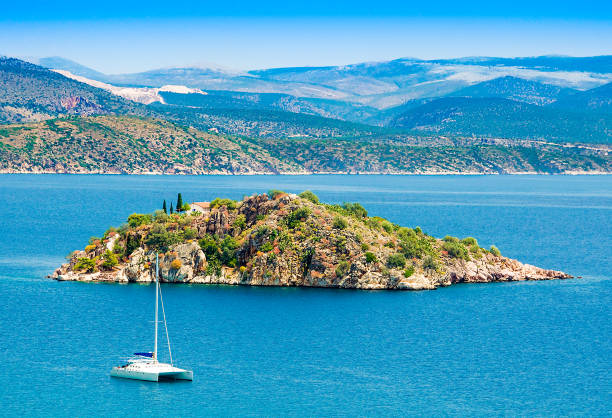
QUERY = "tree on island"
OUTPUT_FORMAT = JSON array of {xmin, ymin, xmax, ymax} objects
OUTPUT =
[
  {"xmin": 170, "ymin": 202, "xmax": 174, "ymax": 214},
  {"xmin": 162, "ymin": 200, "xmax": 167, "ymax": 214},
  {"xmin": 177, "ymin": 193, "xmax": 183, "ymax": 212}
]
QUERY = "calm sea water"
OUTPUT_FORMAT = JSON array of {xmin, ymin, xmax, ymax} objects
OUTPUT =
[{"xmin": 0, "ymin": 175, "xmax": 610, "ymax": 416}]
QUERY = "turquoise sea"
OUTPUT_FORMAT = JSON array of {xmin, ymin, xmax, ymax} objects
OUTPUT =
[{"xmin": 0, "ymin": 175, "xmax": 610, "ymax": 416}]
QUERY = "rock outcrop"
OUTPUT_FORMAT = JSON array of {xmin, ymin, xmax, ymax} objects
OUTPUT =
[{"xmin": 51, "ymin": 193, "xmax": 572, "ymax": 290}]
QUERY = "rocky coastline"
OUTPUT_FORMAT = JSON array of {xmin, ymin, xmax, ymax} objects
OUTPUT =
[{"xmin": 51, "ymin": 192, "xmax": 571, "ymax": 290}]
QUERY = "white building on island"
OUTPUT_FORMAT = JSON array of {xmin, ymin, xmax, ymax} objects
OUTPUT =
[{"xmin": 189, "ymin": 202, "xmax": 210, "ymax": 215}]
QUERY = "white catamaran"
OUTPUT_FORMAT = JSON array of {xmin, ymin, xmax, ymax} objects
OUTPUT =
[{"xmin": 111, "ymin": 254, "xmax": 193, "ymax": 382}]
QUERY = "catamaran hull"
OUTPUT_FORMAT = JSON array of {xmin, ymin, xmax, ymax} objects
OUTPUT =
[{"xmin": 111, "ymin": 367, "xmax": 193, "ymax": 382}]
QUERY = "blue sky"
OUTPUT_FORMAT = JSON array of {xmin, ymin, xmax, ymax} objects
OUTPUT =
[{"xmin": 0, "ymin": 1, "xmax": 610, "ymax": 73}]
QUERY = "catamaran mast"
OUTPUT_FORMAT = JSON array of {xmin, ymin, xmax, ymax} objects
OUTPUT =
[{"xmin": 154, "ymin": 253, "xmax": 159, "ymax": 362}]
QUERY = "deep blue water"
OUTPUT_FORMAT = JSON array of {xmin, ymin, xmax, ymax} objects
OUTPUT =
[{"xmin": 0, "ymin": 174, "xmax": 610, "ymax": 416}]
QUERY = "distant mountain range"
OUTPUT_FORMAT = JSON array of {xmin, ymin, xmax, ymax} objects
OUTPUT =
[
  {"xmin": 0, "ymin": 54, "xmax": 610, "ymax": 174},
  {"xmin": 33, "ymin": 55, "xmax": 612, "ymax": 108}
]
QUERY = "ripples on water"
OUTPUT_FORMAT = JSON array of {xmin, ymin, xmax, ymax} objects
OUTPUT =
[{"xmin": 0, "ymin": 175, "xmax": 610, "ymax": 416}]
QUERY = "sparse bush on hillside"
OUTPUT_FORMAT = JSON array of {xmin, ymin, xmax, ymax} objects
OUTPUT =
[
  {"xmin": 233, "ymin": 214, "xmax": 246, "ymax": 230},
  {"xmin": 74, "ymin": 257, "xmax": 96, "ymax": 273},
  {"xmin": 335, "ymin": 260, "xmax": 350, "ymax": 277},
  {"xmin": 342, "ymin": 202, "xmax": 368, "ymax": 218},
  {"xmin": 182, "ymin": 227, "xmax": 197, "ymax": 240},
  {"xmin": 489, "ymin": 245, "xmax": 501, "ymax": 257},
  {"xmin": 387, "ymin": 253, "xmax": 407, "ymax": 268},
  {"xmin": 125, "ymin": 234, "xmax": 140, "ymax": 256},
  {"xmin": 365, "ymin": 252, "xmax": 377, "ymax": 263},
  {"xmin": 423, "ymin": 255, "xmax": 437, "ymax": 271},
  {"xmin": 399, "ymin": 232, "xmax": 434, "ymax": 259},
  {"xmin": 332, "ymin": 216, "xmax": 348, "ymax": 230},
  {"xmin": 299, "ymin": 190, "xmax": 319, "ymax": 204},
  {"xmin": 154, "ymin": 210, "xmax": 169, "ymax": 223},
  {"xmin": 222, "ymin": 235, "xmax": 238, "ymax": 260},
  {"xmin": 210, "ymin": 198, "xmax": 237, "ymax": 210},
  {"xmin": 404, "ymin": 266, "xmax": 415, "ymax": 277},
  {"xmin": 145, "ymin": 224, "xmax": 181, "ymax": 252},
  {"xmin": 199, "ymin": 234, "xmax": 219, "ymax": 259},
  {"xmin": 286, "ymin": 207, "xmax": 311, "ymax": 228},
  {"xmin": 461, "ymin": 237, "xmax": 478, "ymax": 246},
  {"xmin": 128, "ymin": 213, "xmax": 152, "ymax": 228},
  {"xmin": 112, "ymin": 242, "xmax": 125, "ymax": 257},
  {"xmin": 442, "ymin": 240, "xmax": 469, "ymax": 260},
  {"xmin": 378, "ymin": 218, "xmax": 393, "ymax": 233},
  {"xmin": 101, "ymin": 250, "xmax": 118, "ymax": 270},
  {"xmin": 198, "ymin": 234, "xmax": 238, "ymax": 268}
]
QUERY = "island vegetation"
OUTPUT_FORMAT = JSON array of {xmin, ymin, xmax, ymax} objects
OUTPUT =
[{"xmin": 52, "ymin": 190, "xmax": 570, "ymax": 290}]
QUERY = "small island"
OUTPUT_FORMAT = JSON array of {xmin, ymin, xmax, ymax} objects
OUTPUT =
[{"xmin": 52, "ymin": 191, "xmax": 571, "ymax": 290}]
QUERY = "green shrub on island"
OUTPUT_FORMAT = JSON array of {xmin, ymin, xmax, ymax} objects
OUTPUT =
[
  {"xmin": 286, "ymin": 207, "xmax": 311, "ymax": 228},
  {"xmin": 74, "ymin": 257, "xmax": 96, "ymax": 273},
  {"xmin": 398, "ymin": 232, "xmax": 434, "ymax": 259},
  {"xmin": 125, "ymin": 234, "xmax": 141, "ymax": 256},
  {"xmin": 404, "ymin": 266, "xmax": 415, "ymax": 278},
  {"xmin": 198, "ymin": 234, "xmax": 238, "ymax": 268},
  {"xmin": 299, "ymin": 190, "xmax": 319, "ymax": 204},
  {"xmin": 112, "ymin": 242, "xmax": 125, "ymax": 257},
  {"xmin": 101, "ymin": 250, "xmax": 118, "ymax": 270},
  {"xmin": 335, "ymin": 260, "xmax": 350, "ymax": 277},
  {"xmin": 220, "ymin": 236, "xmax": 239, "ymax": 267},
  {"xmin": 332, "ymin": 216, "xmax": 348, "ymax": 230},
  {"xmin": 154, "ymin": 210, "xmax": 169, "ymax": 223},
  {"xmin": 381, "ymin": 220, "xmax": 394, "ymax": 233},
  {"xmin": 182, "ymin": 227, "xmax": 197, "ymax": 240},
  {"xmin": 145, "ymin": 224, "xmax": 181, "ymax": 252},
  {"xmin": 387, "ymin": 253, "xmax": 407, "ymax": 268},
  {"xmin": 342, "ymin": 202, "xmax": 368, "ymax": 218},
  {"xmin": 233, "ymin": 214, "xmax": 246, "ymax": 230},
  {"xmin": 128, "ymin": 213, "xmax": 152, "ymax": 228},
  {"xmin": 423, "ymin": 255, "xmax": 438, "ymax": 271},
  {"xmin": 461, "ymin": 237, "xmax": 478, "ymax": 246},
  {"xmin": 489, "ymin": 245, "xmax": 501, "ymax": 257},
  {"xmin": 210, "ymin": 198, "xmax": 237, "ymax": 210},
  {"xmin": 365, "ymin": 252, "xmax": 377, "ymax": 263},
  {"xmin": 442, "ymin": 240, "xmax": 469, "ymax": 260}
]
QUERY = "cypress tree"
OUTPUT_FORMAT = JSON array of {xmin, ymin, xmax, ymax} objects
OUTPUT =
[
  {"xmin": 177, "ymin": 193, "xmax": 183, "ymax": 212},
  {"xmin": 162, "ymin": 200, "xmax": 167, "ymax": 214},
  {"xmin": 170, "ymin": 202, "xmax": 174, "ymax": 214}
]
